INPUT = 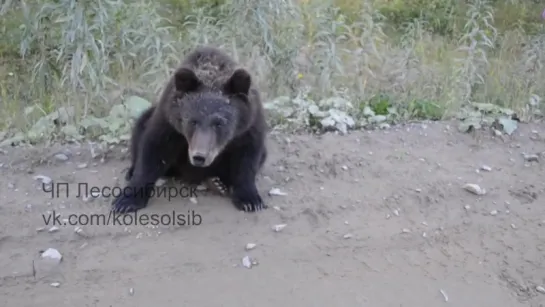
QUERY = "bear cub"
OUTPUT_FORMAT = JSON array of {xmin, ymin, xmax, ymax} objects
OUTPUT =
[{"xmin": 112, "ymin": 46, "xmax": 268, "ymax": 213}]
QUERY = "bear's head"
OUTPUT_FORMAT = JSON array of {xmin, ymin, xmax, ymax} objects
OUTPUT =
[{"xmin": 169, "ymin": 66, "xmax": 256, "ymax": 167}]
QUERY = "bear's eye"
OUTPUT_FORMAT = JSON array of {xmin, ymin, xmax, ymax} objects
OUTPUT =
[
  {"xmin": 212, "ymin": 120, "xmax": 223, "ymax": 128},
  {"xmin": 189, "ymin": 119, "xmax": 198, "ymax": 126}
]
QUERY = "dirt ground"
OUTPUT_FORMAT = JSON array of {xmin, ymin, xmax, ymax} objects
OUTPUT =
[{"xmin": 1, "ymin": 120, "xmax": 544, "ymax": 307}]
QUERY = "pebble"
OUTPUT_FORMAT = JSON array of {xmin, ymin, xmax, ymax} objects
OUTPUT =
[
  {"xmin": 245, "ymin": 243, "xmax": 256, "ymax": 250},
  {"xmin": 33, "ymin": 175, "xmax": 52, "ymax": 185},
  {"xmin": 343, "ymin": 233, "xmax": 353, "ymax": 239},
  {"xmin": 48, "ymin": 226, "xmax": 59, "ymax": 233},
  {"xmin": 393, "ymin": 209, "xmax": 400, "ymax": 216},
  {"xmin": 272, "ymin": 224, "xmax": 287, "ymax": 232},
  {"xmin": 464, "ymin": 205, "xmax": 471, "ymax": 210},
  {"xmin": 463, "ymin": 183, "xmax": 486, "ymax": 195},
  {"xmin": 480, "ymin": 165, "xmax": 492, "ymax": 171},
  {"xmin": 268, "ymin": 188, "xmax": 287, "ymax": 196},
  {"xmin": 536, "ymin": 286, "xmax": 545, "ymax": 294},
  {"xmin": 440, "ymin": 289, "xmax": 448, "ymax": 302},
  {"xmin": 189, "ymin": 197, "xmax": 198, "ymax": 204},
  {"xmin": 490, "ymin": 210, "xmax": 498, "ymax": 216},
  {"xmin": 129, "ymin": 288, "xmax": 135, "ymax": 296},
  {"xmin": 50, "ymin": 282, "xmax": 61, "ymax": 288},
  {"xmin": 510, "ymin": 224, "xmax": 516, "ymax": 229},
  {"xmin": 155, "ymin": 178, "xmax": 167, "ymax": 187},
  {"xmin": 522, "ymin": 153, "xmax": 539, "ymax": 162},
  {"xmin": 41, "ymin": 248, "xmax": 62, "ymax": 263},
  {"xmin": 402, "ymin": 228, "xmax": 411, "ymax": 233},
  {"xmin": 341, "ymin": 165, "xmax": 348, "ymax": 170},
  {"xmin": 77, "ymin": 163, "xmax": 88, "ymax": 169},
  {"xmin": 74, "ymin": 227, "xmax": 84, "ymax": 235},
  {"xmin": 242, "ymin": 256, "xmax": 252, "ymax": 268}
]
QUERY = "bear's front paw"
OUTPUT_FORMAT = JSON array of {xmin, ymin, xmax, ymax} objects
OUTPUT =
[
  {"xmin": 231, "ymin": 184, "xmax": 266, "ymax": 212},
  {"xmin": 111, "ymin": 189, "xmax": 148, "ymax": 213}
]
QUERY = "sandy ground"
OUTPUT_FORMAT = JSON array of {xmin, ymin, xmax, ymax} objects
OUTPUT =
[{"xmin": 0, "ymin": 120, "xmax": 544, "ymax": 307}]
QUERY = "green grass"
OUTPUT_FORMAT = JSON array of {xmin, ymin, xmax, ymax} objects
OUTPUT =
[{"xmin": 0, "ymin": 0, "xmax": 543, "ymax": 144}]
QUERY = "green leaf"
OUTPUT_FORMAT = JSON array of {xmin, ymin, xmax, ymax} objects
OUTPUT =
[
  {"xmin": 497, "ymin": 117, "xmax": 518, "ymax": 135},
  {"xmin": 125, "ymin": 95, "xmax": 152, "ymax": 119},
  {"xmin": 458, "ymin": 118, "xmax": 481, "ymax": 133}
]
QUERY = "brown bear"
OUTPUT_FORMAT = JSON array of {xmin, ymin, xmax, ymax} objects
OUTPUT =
[{"xmin": 113, "ymin": 46, "xmax": 268, "ymax": 213}]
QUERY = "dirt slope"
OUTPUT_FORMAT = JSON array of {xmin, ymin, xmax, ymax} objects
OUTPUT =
[{"xmin": 1, "ymin": 120, "xmax": 544, "ymax": 307}]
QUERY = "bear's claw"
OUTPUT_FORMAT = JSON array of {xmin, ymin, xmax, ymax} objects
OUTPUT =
[
  {"xmin": 111, "ymin": 191, "xmax": 147, "ymax": 213},
  {"xmin": 231, "ymin": 185, "xmax": 267, "ymax": 212}
]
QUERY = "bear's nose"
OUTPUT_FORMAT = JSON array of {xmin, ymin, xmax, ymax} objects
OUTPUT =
[{"xmin": 192, "ymin": 155, "xmax": 206, "ymax": 166}]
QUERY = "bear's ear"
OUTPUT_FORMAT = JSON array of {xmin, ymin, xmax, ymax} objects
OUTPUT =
[
  {"xmin": 174, "ymin": 67, "xmax": 201, "ymax": 93},
  {"xmin": 224, "ymin": 68, "xmax": 251, "ymax": 96}
]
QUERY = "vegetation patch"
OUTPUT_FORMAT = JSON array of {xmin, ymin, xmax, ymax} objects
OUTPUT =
[{"xmin": 0, "ymin": 0, "xmax": 543, "ymax": 147}]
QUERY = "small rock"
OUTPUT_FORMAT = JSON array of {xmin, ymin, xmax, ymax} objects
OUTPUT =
[
  {"xmin": 36, "ymin": 227, "xmax": 45, "ymax": 232},
  {"xmin": 522, "ymin": 153, "xmax": 539, "ymax": 162},
  {"xmin": 129, "ymin": 288, "xmax": 135, "ymax": 296},
  {"xmin": 245, "ymin": 243, "xmax": 256, "ymax": 250},
  {"xmin": 402, "ymin": 228, "xmax": 411, "ymax": 233},
  {"xmin": 393, "ymin": 209, "xmax": 399, "ymax": 216},
  {"xmin": 343, "ymin": 233, "xmax": 353, "ymax": 239},
  {"xmin": 490, "ymin": 210, "xmax": 498, "ymax": 216},
  {"xmin": 464, "ymin": 205, "xmax": 471, "ymax": 210},
  {"xmin": 480, "ymin": 165, "xmax": 492, "ymax": 171},
  {"xmin": 54, "ymin": 153, "xmax": 69, "ymax": 161},
  {"xmin": 33, "ymin": 175, "xmax": 52, "ymax": 185},
  {"xmin": 41, "ymin": 248, "xmax": 62, "ymax": 263},
  {"xmin": 440, "ymin": 289, "xmax": 448, "ymax": 302},
  {"xmin": 48, "ymin": 226, "xmax": 59, "ymax": 233},
  {"xmin": 273, "ymin": 206, "xmax": 281, "ymax": 211},
  {"xmin": 536, "ymin": 286, "xmax": 545, "ymax": 294},
  {"xmin": 155, "ymin": 178, "xmax": 167, "ymax": 187},
  {"xmin": 272, "ymin": 224, "xmax": 287, "ymax": 232},
  {"xmin": 76, "ymin": 163, "xmax": 88, "ymax": 169},
  {"xmin": 50, "ymin": 282, "xmax": 61, "ymax": 288},
  {"xmin": 510, "ymin": 223, "xmax": 516, "ymax": 229},
  {"xmin": 189, "ymin": 197, "xmax": 198, "ymax": 204},
  {"xmin": 463, "ymin": 183, "xmax": 486, "ymax": 195},
  {"xmin": 242, "ymin": 256, "xmax": 252, "ymax": 268},
  {"xmin": 415, "ymin": 188, "xmax": 421, "ymax": 192},
  {"xmin": 268, "ymin": 188, "xmax": 287, "ymax": 196},
  {"xmin": 341, "ymin": 165, "xmax": 348, "ymax": 170}
]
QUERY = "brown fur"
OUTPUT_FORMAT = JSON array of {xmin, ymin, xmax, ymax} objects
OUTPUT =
[{"xmin": 114, "ymin": 46, "xmax": 268, "ymax": 213}]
